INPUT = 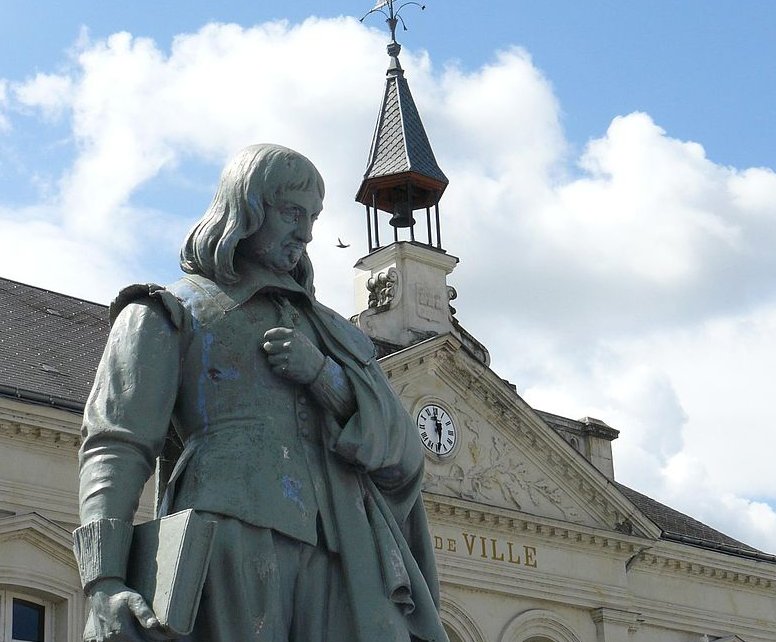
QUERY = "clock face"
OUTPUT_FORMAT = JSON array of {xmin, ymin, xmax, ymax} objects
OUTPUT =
[{"xmin": 416, "ymin": 404, "xmax": 457, "ymax": 456}]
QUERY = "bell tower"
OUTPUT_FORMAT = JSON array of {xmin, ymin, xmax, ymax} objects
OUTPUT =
[{"xmin": 353, "ymin": 1, "xmax": 468, "ymax": 354}]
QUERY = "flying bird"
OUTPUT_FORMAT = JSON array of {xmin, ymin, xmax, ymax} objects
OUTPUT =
[{"xmin": 336, "ymin": 238, "xmax": 350, "ymax": 249}]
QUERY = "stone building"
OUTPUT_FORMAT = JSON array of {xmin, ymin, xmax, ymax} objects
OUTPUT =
[{"xmin": 1, "ymin": 15, "xmax": 775, "ymax": 642}]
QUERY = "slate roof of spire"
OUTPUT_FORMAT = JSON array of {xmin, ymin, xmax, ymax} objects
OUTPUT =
[{"xmin": 362, "ymin": 57, "xmax": 448, "ymax": 185}]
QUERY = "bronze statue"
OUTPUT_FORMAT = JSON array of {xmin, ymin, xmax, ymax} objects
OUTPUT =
[{"xmin": 73, "ymin": 144, "xmax": 448, "ymax": 641}]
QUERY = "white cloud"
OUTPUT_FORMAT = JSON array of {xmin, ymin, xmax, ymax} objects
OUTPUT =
[
  {"xmin": 2, "ymin": 18, "xmax": 776, "ymax": 553},
  {"xmin": 660, "ymin": 453, "xmax": 776, "ymax": 553},
  {"xmin": 0, "ymin": 210, "xmax": 133, "ymax": 302},
  {"xmin": 14, "ymin": 72, "xmax": 73, "ymax": 120},
  {"xmin": 515, "ymin": 303, "xmax": 776, "ymax": 552}
]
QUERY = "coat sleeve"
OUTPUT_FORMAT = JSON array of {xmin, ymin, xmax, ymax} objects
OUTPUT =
[
  {"xmin": 78, "ymin": 298, "xmax": 181, "ymax": 525},
  {"xmin": 326, "ymin": 357, "xmax": 424, "ymax": 514}
]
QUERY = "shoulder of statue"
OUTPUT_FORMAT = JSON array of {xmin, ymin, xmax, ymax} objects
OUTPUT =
[
  {"xmin": 311, "ymin": 301, "xmax": 376, "ymax": 365},
  {"xmin": 164, "ymin": 274, "xmax": 235, "ymax": 327},
  {"xmin": 109, "ymin": 282, "xmax": 186, "ymax": 330}
]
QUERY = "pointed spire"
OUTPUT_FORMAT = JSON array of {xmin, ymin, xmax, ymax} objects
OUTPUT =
[{"xmin": 357, "ymin": 1, "xmax": 448, "ymax": 251}]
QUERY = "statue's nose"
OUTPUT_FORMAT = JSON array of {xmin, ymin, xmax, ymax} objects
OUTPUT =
[{"xmin": 295, "ymin": 216, "xmax": 314, "ymax": 243}]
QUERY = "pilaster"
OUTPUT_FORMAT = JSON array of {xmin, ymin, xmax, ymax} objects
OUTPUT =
[{"xmin": 590, "ymin": 607, "xmax": 642, "ymax": 641}]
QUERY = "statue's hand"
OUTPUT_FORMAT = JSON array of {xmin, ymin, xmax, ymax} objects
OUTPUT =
[
  {"xmin": 85, "ymin": 578, "xmax": 164, "ymax": 642},
  {"xmin": 263, "ymin": 327, "xmax": 325, "ymax": 385}
]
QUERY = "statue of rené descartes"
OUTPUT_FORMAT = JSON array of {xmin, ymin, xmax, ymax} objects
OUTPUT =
[{"xmin": 73, "ymin": 144, "xmax": 449, "ymax": 642}]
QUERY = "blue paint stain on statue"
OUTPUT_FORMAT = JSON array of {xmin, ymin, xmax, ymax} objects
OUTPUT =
[
  {"xmin": 197, "ymin": 331, "xmax": 214, "ymax": 433},
  {"xmin": 281, "ymin": 475, "xmax": 305, "ymax": 513}
]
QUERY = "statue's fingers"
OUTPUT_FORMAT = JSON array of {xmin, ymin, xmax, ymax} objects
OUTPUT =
[
  {"xmin": 126, "ymin": 593, "xmax": 159, "ymax": 630},
  {"xmin": 264, "ymin": 327, "xmax": 294, "ymax": 341},
  {"xmin": 266, "ymin": 351, "xmax": 289, "ymax": 364},
  {"xmin": 263, "ymin": 340, "xmax": 287, "ymax": 354},
  {"xmin": 265, "ymin": 336, "xmax": 298, "ymax": 352}
]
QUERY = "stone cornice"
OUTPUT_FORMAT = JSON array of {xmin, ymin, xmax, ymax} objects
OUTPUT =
[
  {"xmin": 355, "ymin": 241, "xmax": 459, "ymax": 274},
  {"xmin": 384, "ymin": 336, "xmax": 661, "ymax": 539},
  {"xmin": 0, "ymin": 512, "xmax": 76, "ymax": 569},
  {"xmin": 630, "ymin": 542, "xmax": 776, "ymax": 590},
  {"xmin": 0, "ymin": 397, "xmax": 81, "ymax": 450},
  {"xmin": 425, "ymin": 492, "xmax": 648, "ymax": 559},
  {"xmin": 424, "ymin": 493, "xmax": 776, "ymax": 591}
]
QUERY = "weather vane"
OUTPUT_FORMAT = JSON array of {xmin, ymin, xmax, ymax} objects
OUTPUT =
[{"xmin": 360, "ymin": 0, "xmax": 426, "ymax": 44}]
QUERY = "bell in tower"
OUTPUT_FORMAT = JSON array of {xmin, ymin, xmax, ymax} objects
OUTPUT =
[{"xmin": 389, "ymin": 189, "xmax": 415, "ymax": 228}]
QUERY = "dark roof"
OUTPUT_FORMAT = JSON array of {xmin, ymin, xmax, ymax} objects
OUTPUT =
[
  {"xmin": 0, "ymin": 277, "xmax": 108, "ymax": 412},
  {"xmin": 371, "ymin": 336, "xmax": 406, "ymax": 359},
  {"xmin": 615, "ymin": 482, "xmax": 772, "ymax": 560},
  {"xmin": 362, "ymin": 65, "xmax": 448, "ymax": 185}
]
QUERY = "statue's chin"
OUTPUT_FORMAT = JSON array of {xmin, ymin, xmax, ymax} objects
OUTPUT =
[
  {"xmin": 283, "ymin": 247, "xmax": 305, "ymax": 268},
  {"xmin": 245, "ymin": 248, "xmax": 302, "ymax": 274}
]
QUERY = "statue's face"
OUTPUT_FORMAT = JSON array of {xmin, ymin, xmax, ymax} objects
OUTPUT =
[{"xmin": 238, "ymin": 189, "xmax": 323, "ymax": 273}]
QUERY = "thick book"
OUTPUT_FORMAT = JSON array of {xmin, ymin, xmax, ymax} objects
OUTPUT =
[{"xmin": 84, "ymin": 510, "xmax": 217, "ymax": 640}]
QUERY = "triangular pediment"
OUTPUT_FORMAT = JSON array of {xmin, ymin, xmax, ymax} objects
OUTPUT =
[
  {"xmin": 379, "ymin": 334, "xmax": 660, "ymax": 539},
  {"xmin": 0, "ymin": 512, "xmax": 76, "ymax": 568}
]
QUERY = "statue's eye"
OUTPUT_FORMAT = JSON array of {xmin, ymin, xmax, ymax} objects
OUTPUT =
[{"xmin": 279, "ymin": 206, "xmax": 302, "ymax": 223}]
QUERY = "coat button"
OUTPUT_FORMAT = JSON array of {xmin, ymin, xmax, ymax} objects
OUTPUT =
[{"xmin": 299, "ymin": 411, "xmax": 309, "ymax": 420}]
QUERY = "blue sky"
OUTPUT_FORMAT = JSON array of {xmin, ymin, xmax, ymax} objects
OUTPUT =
[
  {"xmin": 1, "ymin": 1, "xmax": 776, "ymax": 552},
  {"xmin": 3, "ymin": 1, "xmax": 774, "ymax": 169}
]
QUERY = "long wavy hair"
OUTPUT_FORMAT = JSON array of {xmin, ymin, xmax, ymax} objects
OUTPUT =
[{"xmin": 180, "ymin": 144, "xmax": 325, "ymax": 293}]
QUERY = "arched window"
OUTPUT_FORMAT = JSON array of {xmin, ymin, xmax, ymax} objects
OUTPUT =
[
  {"xmin": 0, "ymin": 512, "xmax": 88, "ymax": 640},
  {"xmin": 439, "ymin": 594, "xmax": 487, "ymax": 642},
  {"xmin": 500, "ymin": 609, "xmax": 581, "ymax": 642},
  {"xmin": 444, "ymin": 624, "xmax": 466, "ymax": 642}
]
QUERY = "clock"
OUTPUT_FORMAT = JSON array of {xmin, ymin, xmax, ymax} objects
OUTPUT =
[{"xmin": 416, "ymin": 404, "xmax": 457, "ymax": 456}]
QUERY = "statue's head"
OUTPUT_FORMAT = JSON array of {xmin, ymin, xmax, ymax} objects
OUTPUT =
[{"xmin": 180, "ymin": 143, "xmax": 325, "ymax": 292}]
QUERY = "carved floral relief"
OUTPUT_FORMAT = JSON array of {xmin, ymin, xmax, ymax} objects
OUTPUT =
[{"xmin": 423, "ymin": 399, "xmax": 584, "ymax": 524}]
